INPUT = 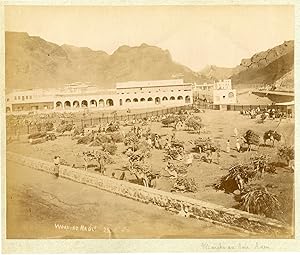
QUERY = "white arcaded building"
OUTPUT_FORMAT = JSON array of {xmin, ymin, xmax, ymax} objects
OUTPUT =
[
  {"xmin": 6, "ymin": 79, "xmax": 193, "ymax": 113},
  {"xmin": 193, "ymin": 79, "xmax": 237, "ymax": 105}
]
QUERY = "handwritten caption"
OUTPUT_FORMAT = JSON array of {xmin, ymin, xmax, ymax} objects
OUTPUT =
[{"xmin": 200, "ymin": 242, "xmax": 270, "ymax": 250}]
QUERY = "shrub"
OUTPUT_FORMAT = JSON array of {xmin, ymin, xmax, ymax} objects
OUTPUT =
[
  {"xmin": 165, "ymin": 147, "xmax": 184, "ymax": 161},
  {"xmin": 106, "ymin": 122, "xmax": 120, "ymax": 132},
  {"xmin": 238, "ymin": 185, "xmax": 282, "ymax": 219},
  {"xmin": 56, "ymin": 123, "xmax": 73, "ymax": 133},
  {"xmin": 124, "ymin": 131, "xmax": 140, "ymax": 150},
  {"xmin": 72, "ymin": 126, "xmax": 84, "ymax": 136},
  {"xmin": 102, "ymin": 143, "xmax": 117, "ymax": 155},
  {"xmin": 172, "ymin": 177, "xmax": 197, "ymax": 193},
  {"xmin": 45, "ymin": 133, "xmax": 57, "ymax": 141},
  {"xmin": 36, "ymin": 123, "xmax": 42, "ymax": 132},
  {"xmin": 194, "ymin": 137, "xmax": 218, "ymax": 153},
  {"xmin": 164, "ymin": 140, "xmax": 185, "ymax": 161},
  {"xmin": 124, "ymin": 160, "xmax": 158, "ymax": 187},
  {"xmin": 45, "ymin": 122, "xmax": 54, "ymax": 131},
  {"xmin": 28, "ymin": 132, "xmax": 47, "ymax": 139},
  {"xmin": 77, "ymin": 134, "xmax": 94, "ymax": 144},
  {"xmin": 214, "ymin": 163, "xmax": 256, "ymax": 193},
  {"xmin": 82, "ymin": 150, "xmax": 114, "ymax": 172},
  {"xmin": 249, "ymin": 153, "xmax": 277, "ymax": 175},
  {"xmin": 277, "ymin": 146, "xmax": 294, "ymax": 165},
  {"xmin": 161, "ymin": 116, "xmax": 177, "ymax": 127},
  {"xmin": 110, "ymin": 132, "xmax": 124, "ymax": 143},
  {"xmin": 137, "ymin": 140, "xmax": 151, "ymax": 154},
  {"xmin": 185, "ymin": 116, "xmax": 203, "ymax": 131}
]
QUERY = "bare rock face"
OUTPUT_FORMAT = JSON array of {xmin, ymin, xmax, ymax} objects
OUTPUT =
[
  {"xmin": 238, "ymin": 41, "xmax": 293, "ymax": 72},
  {"xmin": 5, "ymin": 32, "xmax": 210, "ymax": 91},
  {"xmin": 198, "ymin": 41, "xmax": 294, "ymax": 88},
  {"xmin": 231, "ymin": 41, "xmax": 294, "ymax": 87},
  {"xmin": 198, "ymin": 65, "xmax": 236, "ymax": 81}
]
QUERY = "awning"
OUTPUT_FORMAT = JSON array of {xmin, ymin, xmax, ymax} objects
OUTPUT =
[{"xmin": 275, "ymin": 101, "xmax": 294, "ymax": 106}]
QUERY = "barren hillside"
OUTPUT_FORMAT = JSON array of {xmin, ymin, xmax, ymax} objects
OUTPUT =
[{"xmin": 5, "ymin": 32, "xmax": 210, "ymax": 91}]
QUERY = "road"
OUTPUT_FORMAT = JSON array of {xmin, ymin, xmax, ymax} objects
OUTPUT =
[{"xmin": 6, "ymin": 160, "xmax": 247, "ymax": 239}]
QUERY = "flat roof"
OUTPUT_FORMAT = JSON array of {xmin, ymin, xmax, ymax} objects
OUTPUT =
[
  {"xmin": 116, "ymin": 79, "xmax": 189, "ymax": 89},
  {"xmin": 253, "ymin": 90, "xmax": 294, "ymax": 96}
]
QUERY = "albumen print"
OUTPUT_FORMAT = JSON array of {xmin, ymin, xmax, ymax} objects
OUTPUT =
[{"xmin": 3, "ymin": 3, "xmax": 296, "ymax": 246}]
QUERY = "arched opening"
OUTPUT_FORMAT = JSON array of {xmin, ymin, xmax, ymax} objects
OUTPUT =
[
  {"xmin": 170, "ymin": 96, "xmax": 175, "ymax": 100},
  {"xmin": 81, "ymin": 100, "xmax": 88, "ymax": 107},
  {"xmin": 90, "ymin": 99, "xmax": 97, "ymax": 107},
  {"xmin": 106, "ymin": 99, "xmax": 114, "ymax": 107},
  {"xmin": 64, "ymin": 101, "xmax": 71, "ymax": 108},
  {"xmin": 119, "ymin": 99, "xmax": 123, "ymax": 106},
  {"xmin": 185, "ymin": 95, "xmax": 191, "ymax": 103},
  {"xmin": 6, "ymin": 107, "xmax": 11, "ymax": 112},
  {"xmin": 133, "ymin": 98, "xmax": 138, "ymax": 103},
  {"xmin": 99, "ymin": 99, "xmax": 105, "ymax": 107},
  {"xmin": 125, "ymin": 98, "xmax": 131, "ymax": 103},
  {"xmin": 73, "ymin": 101, "xmax": 80, "ymax": 108},
  {"xmin": 162, "ymin": 96, "xmax": 168, "ymax": 101},
  {"xmin": 177, "ymin": 96, "xmax": 183, "ymax": 100},
  {"xmin": 155, "ymin": 97, "xmax": 161, "ymax": 105},
  {"xmin": 56, "ymin": 101, "xmax": 63, "ymax": 108},
  {"xmin": 147, "ymin": 97, "xmax": 153, "ymax": 102},
  {"xmin": 140, "ymin": 98, "xmax": 146, "ymax": 102}
]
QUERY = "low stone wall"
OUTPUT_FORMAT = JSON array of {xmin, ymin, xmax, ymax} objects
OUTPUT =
[{"xmin": 7, "ymin": 151, "xmax": 291, "ymax": 236}]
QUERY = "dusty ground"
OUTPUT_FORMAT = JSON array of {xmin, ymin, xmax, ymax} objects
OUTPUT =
[
  {"xmin": 6, "ymin": 160, "xmax": 247, "ymax": 239},
  {"xmin": 7, "ymin": 110, "xmax": 294, "ymax": 227}
]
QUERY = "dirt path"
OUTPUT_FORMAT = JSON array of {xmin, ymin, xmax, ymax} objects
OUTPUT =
[{"xmin": 6, "ymin": 160, "xmax": 248, "ymax": 239}]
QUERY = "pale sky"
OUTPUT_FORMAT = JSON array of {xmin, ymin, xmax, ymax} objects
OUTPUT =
[{"xmin": 5, "ymin": 5, "xmax": 294, "ymax": 71}]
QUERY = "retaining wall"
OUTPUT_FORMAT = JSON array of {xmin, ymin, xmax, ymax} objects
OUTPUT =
[{"xmin": 6, "ymin": 151, "xmax": 291, "ymax": 236}]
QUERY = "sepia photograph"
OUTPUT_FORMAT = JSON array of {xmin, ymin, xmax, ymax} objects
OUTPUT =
[{"xmin": 3, "ymin": 3, "xmax": 296, "ymax": 246}]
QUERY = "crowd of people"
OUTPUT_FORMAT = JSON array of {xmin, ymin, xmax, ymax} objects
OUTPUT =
[{"xmin": 240, "ymin": 106, "xmax": 291, "ymax": 120}]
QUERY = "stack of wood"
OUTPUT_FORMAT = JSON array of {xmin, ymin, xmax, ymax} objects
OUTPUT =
[{"xmin": 243, "ymin": 130, "xmax": 260, "ymax": 146}]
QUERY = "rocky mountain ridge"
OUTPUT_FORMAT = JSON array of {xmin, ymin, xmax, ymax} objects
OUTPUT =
[
  {"xmin": 6, "ymin": 31, "xmax": 294, "ymax": 91},
  {"xmin": 5, "ymin": 32, "xmax": 210, "ymax": 91}
]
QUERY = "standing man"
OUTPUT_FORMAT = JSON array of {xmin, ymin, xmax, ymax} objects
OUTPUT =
[
  {"xmin": 234, "ymin": 127, "xmax": 238, "ymax": 137},
  {"xmin": 226, "ymin": 140, "xmax": 230, "ymax": 153},
  {"xmin": 53, "ymin": 156, "xmax": 61, "ymax": 178},
  {"xmin": 236, "ymin": 138, "xmax": 241, "ymax": 153}
]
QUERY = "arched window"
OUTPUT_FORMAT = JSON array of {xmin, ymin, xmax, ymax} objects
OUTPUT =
[
  {"xmin": 155, "ymin": 97, "xmax": 160, "ymax": 104},
  {"xmin": 125, "ymin": 98, "xmax": 131, "ymax": 103},
  {"xmin": 170, "ymin": 96, "xmax": 175, "ymax": 100},
  {"xmin": 64, "ymin": 101, "xmax": 71, "ymax": 108},
  {"xmin": 177, "ymin": 96, "xmax": 183, "ymax": 100},
  {"xmin": 162, "ymin": 96, "xmax": 168, "ymax": 101},
  {"xmin": 99, "ymin": 99, "xmax": 105, "ymax": 107},
  {"xmin": 73, "ymin": 101, "xmax": 80, "ymax": 108},
  {"xmin": 90, "ymin": 99, "xmax": 97, "ymax": 107},
  {"xmin": 147, "ymin": 97, "xmax": 153, "ymax": 102},
  {"xmin": 133, "ymin": 98, "xmax": 138, "ymax": 102},
  {"xmin": 81, "ymin": 100, "xmax": 88, "ymax": 107},
  {"xmin": 140, "ymin": 98, "xmax": 146, "ymax": 102},
  {"xmin": 185, "ymin": 96, "xmax": 191, "ymax": 103},
  {"xmin": 106, "ymin": 99, "xmax": 114, "ymax": 106},
  {"xmin": 56, "ymin": 101, "xmax": 63, "ymax": 108}
]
